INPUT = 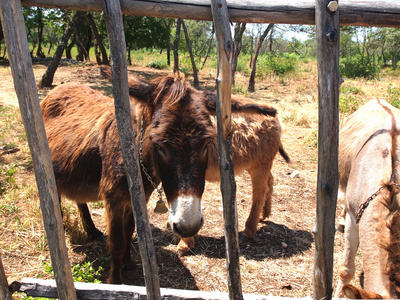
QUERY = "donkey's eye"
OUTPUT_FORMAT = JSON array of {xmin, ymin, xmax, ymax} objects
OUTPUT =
[{"xmin": 156, "ymin": 144, "xmax": 167, "ymax": 159}]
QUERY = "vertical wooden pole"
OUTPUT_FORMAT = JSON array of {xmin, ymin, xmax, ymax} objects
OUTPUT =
[
  {"xmin": 0, "ymin": 1, "xmax": 77, "ymax": 299},
  {"xmin": 314, "ymin": 0, "xmax": 340, "ymax": 299},
  {"xmin": 210, "ymin": 1, "xmax": 243, "ymax": 300},
  {"xmin": 101, "ymin": 1, "xmax": 161, "ymax": 299},
  {"xmin": 0, "ymin": 255, "xmax": 12, "ymax": 300}
]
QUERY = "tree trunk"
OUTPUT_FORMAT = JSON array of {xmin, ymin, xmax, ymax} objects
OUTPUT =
[
  {"xmin": 248, "ymin": 23, "xmax": 274, "ymax": 93},
  {"xmin": 39, "ymin": 11, "xmax": 83, "ymax": 88},
  {"xmin": 36, "ymin": 8, "xmax": 45, "ymax": 58},
  {"xmin": 173, "ymin": 19, "xmax": 182, "ymax": 74},
  {"xmin": 86, "ymin": 12, "xmax": 109, "ymax": 65},
  {"xmin": 201, "ymin": 34, "xmax": 214, "ymax": 69},
  {"xmin": 47, "ymin": 42, "xmax": 53, "ymax": 55},
  {"xmin": 249, "ymin": 33, "xmax": 253, "ymax": 68},
  {"xmin": 65, "ymin": 41, "xmax": 74, "ymax": 59},
  {"xmin": 231, "ymin": 23, "xmax": 246, "ymax": 85},
  {"xmin": 75, "ymin": 32, "xmax": 89, "ymax": 61},
  {"xmin": 181, "ymin": 20, "xmax": 199, "ymax": 87}
]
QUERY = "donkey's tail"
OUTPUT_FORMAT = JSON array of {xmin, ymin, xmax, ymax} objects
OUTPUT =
[{"xmin": 279, "ymin": 145, "xmax": 291, "ymax": 164}]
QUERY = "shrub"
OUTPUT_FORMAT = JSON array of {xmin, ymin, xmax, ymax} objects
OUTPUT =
[
  {"xmin": 256, "ymin": 53, "xmax": 299, "ymax": 77},
  {"xmin": 236, "ymin": 57, "xmax": 250, "ymax": 74},
  {"xmin": 388, "ymin": 84, "xmax": 400, "ymax": 108},
  {"xmin": 339, "ymin": 55, "xmax": 378, "ymax": 79},
  {"xmin": 339, "ymin": 85, "xmax": 364, "ymax": 115},
  {"xmin": 146, "ymin": 60, "xmax": 168, "ymax": 69}
]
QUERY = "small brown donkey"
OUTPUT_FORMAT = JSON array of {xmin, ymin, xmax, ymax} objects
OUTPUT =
[
  {"xmin": 335, "ymin": 99, "xmax": 400, "ymax": 299},
  {"xmin": 41, "ymin": 66, "xmax": 289, "ymax": 283}
]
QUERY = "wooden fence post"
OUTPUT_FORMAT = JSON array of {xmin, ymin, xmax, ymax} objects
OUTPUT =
[
  {"xmin": 0, "ymin": 1, "xmax": 77, "ymax": 299},
  {"xmin": 0, "ymin": 255, "xmax": 12, "ymax": 300},
  {"xmin": 314, "ymin": 0, "xmax": 340, "ymax": 299},
  {"xmin": 210, "ymin": 1, "xmax": 243, "ymax": 300},
  {"xmin": 101, "ymin": 1, "xmax": 161, "ymax": 299}
]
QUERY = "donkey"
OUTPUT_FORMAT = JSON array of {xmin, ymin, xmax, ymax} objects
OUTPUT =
[
  {"xmin": 334, "ymin": 99, "xmax": 400, "ymax": 299},
  {"xmin": 41, "ymin": 66, "xmax": 289, "ymax": 283}
]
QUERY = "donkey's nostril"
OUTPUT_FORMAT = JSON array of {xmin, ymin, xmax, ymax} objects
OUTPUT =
[
  {"xmin": 172, "ymin": 222, "xmax": 182, "ymax": 236},
  {"xmin": 172, "ymin": 220, "xmax": 203, "ymax": 238}
]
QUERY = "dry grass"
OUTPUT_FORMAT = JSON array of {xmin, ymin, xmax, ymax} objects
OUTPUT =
[{"xmin": 0, "ymin": 58, "xmax": 399, "ymax": 298}]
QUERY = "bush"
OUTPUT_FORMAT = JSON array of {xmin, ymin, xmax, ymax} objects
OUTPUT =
[
  {"xmin": 339, "ymin": 85, "xmax": 364, "ymax": 116},
  {"xmin": 388, "ymin": 84, "xmax": 400, "ymax": 108},
  {"xmin": 339, "ymin": 55, "xmax": 378, "ymax": 79},
  {"xmin": 236, "ymin": 57, "xmax": 250, "ymax": 74},
  {"xmin": 256, "ymin": 53, "xmax": 299, "ymax": 77},
  {"xmin": 146, "ymin": 60, "xmax": 168, "ymax": 69}
]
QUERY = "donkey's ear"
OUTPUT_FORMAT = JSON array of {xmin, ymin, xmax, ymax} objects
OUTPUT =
[
  {"xmin": 203, "ymin": 91, "xmax": 277, "ymax": 117},
  {"xmin": 99, "ymin": 65, "xmax": 156, "ymax": 107}
]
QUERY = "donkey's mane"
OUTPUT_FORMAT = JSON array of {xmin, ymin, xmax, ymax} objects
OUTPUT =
[
  {"xmin": 383, "ymin": 189, "xmax": 400, "ymax": 298},
  {"xmin": 151, "ymin": 75, "xmax": 187, "ymax": 107}
]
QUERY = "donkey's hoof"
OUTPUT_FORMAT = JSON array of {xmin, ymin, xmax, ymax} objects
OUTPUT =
[
  {"xmin": 177, "ymin": 247, "xmax": 190, "ymax": 257},
  {"xmin": 122, "ymin": 266, "xmax": 140, "ymax": 281},
  {"xmin": 239, "ymin": 233, "xmax": 250, "ymax": 244}
]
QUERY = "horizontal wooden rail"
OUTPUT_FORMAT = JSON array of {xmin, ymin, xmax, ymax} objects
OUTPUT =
[
  {"xmin": 21, "ymin": 0, "xmax": 400, "ymax": 27},
  {"xmin": 18, "ymin": 278, "xmax": 311, "ymax": 300}
]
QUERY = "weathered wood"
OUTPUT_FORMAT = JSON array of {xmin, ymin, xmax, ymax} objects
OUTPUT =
[
  {"xmin": 0, "ymin": 1, "xmax": 77, "ymax": 300},
  {"xmin": 210, "ymin": 1, "xmax": 242, "ymax": 300},
  {"xmin": 314, "ymin": 0, "xmax": 340, "ymax": 299},
  {"xmin": 20, "ymin": 0, "xmax": 400, "ymax": 27},
  {"xmin": 101, "ymin": 1, "xmax": 161, "ymax": 299},
  {"xmin": 20, "ymin": 278, "xmax": 308, "ymax": 300},
  {"xmin": 0, "ymin": 255, "xmax": 12, "ymax": 300}
]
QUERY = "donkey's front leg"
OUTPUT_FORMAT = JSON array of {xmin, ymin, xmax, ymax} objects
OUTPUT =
[{"xmin": 177, "ymin": 237, "xmax": 195, "ymax": 256}]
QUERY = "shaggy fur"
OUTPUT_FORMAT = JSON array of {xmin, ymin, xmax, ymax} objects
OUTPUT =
[
  {"xmin": 41, "ymin": 67, "xmax": 289, "ymax": 283},
  {"xmin": 335, "ymin": 99, "xmax": 400, "ymax": 299}
]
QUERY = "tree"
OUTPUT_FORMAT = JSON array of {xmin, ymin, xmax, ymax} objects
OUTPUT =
[
  {"xmin": 39, "ymin": 11, "xmax": 84, "ymax": 88},
  {"xmin": 231, "ymin": 23, "xmax": 246, "ymax": 84},
  {"xmin": 181, "ymin": 20, "xmax": 199, "ymax": 87},
  {"xmin": 86, "ymin": 12, "xmax": 109, "ymax": 65},
  {"xmin": 173, "ymin": 19, "xmax": 182, "ymax": 73},
  {"xmin": 124, "ymin": 16, "xmax": 170, "ymax": 64},
  {"xmin": 248, "ymin": 23, "xmax": 274, "ymax": 92}
]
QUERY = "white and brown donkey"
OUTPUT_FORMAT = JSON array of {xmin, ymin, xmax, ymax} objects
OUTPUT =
[{"xmin": 335, "ymin": 99, "xmax": 400, "ymax": 299}]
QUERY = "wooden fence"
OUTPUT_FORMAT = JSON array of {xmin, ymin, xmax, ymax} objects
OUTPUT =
[{"xmin": 0, "ymin": 0, "xmax": 399, "ymax": 299}]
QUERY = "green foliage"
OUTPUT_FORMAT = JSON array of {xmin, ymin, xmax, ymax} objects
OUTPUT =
[
  {"xmin": 339, "ymin": 85, "xmax": 364, "ymax": 115},
  {"xmin": 236, "ymin": 56, "xmax": 250, "ymax": 74},
  {"xmin": 44, "ymin": 260, "xmax": 103, "ymax": 283},
  {"xmin": 146, "ymin": 60, "xmax": 168, "ymax": 69},
  {"xmin": 339, "ymin": 55, "xmax": 379, "ymax": 79},
  {"xmin": 232, "ymin": 84, "xmax": 248, "ymax": 95},
  {"xmin": 256, "ymin": 53, "xmax": 299, "ymax": 77},
  {"xmin": 305, "ymin": 130, "xmax": 318, "ymax": 148},
  {"xmin": 388, "ymin": 84, "xmax": 400, "ymax": 108},
  {"xmin": 124, "ymin": 16, "xmax": 170, "ymax": 50}
]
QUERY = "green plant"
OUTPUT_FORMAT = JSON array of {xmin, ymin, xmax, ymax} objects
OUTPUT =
[
  {"xmin": 305, "ymin": 130, "xmax": 318, "ymax": 148},
  {"xmin": 44, "ymin": 260, "xmax": 103, "ymax": 283},
  {"xmin": 339, "ymin": 85, "xmax": 365, "ymax": 115},
  {"xmin": 232, "ymin": 84, "xmax": 247, "ymax": 95},
  {"xmin": 146, "ymin": 60, "xmax": 168, "ymax": 69},
  {"xmin": 339, "ymin": 55, "xmax": 379, "ymax": 79},
  {"xmin": 388, "ymin": 84, "xmax": 400, "ymax": 108},
  {"xmin": 257, "ymin": 53, "xmax": 299, "ymax": 77},
  {"xmin": 236, "ymin": 57, "xmax": 250, "ymax": 74}
]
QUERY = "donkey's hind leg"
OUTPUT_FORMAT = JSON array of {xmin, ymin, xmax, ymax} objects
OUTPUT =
[
  {"xmin": 77, "ymin": 203, "xmax": 104, "ymax": 240},
  {"xmin": 261, "ymin": 172, "xmax": 274, "ymax": 221},
  {"xmin": 243, "ymin": 167, "xmax": 272, "ymax": 239}
]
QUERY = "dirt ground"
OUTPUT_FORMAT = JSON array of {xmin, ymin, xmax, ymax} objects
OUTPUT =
[{"xmin": 0, "ymin": 59, "xmax": 376, "ymax": 298}]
